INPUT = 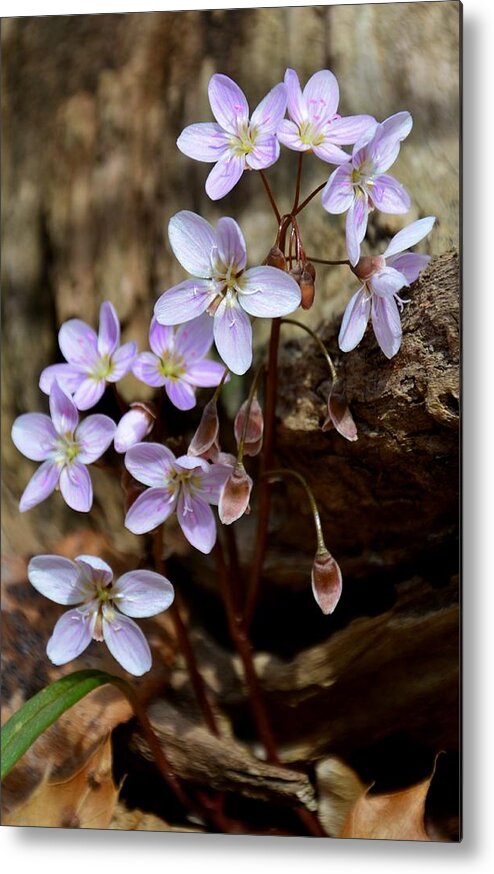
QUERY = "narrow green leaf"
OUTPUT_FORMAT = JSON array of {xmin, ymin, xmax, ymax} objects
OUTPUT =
[{"xmin": 1, "ymin": 669, "xmax": 132, "ymax": 780}]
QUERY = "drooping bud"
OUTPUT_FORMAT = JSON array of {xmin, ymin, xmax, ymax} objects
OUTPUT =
[
  {"xmin": 300, "ymin": 265, "xmax": 316, "ymax": 310},
  {"xmin": 114, "ymin": 403, "xmax": 156, "ymax": 453},
  {"xmin": 352, "ymin": 255, "xmax": 386, "ymax": 282},
  {"xmin": 234, "ymin": 393, "xmax": 264, "ymax": 457},
  {"xmin": 218, "ymin": 463, "xmax": 253, "ymax": 525},
  {"xmin": 289, "ymin": 264, "xmax": 303, "ymax": 285},
  {"xmin": 265, "ymin": 246, "xmax": 287, "ymax": 271},
  {"xmin": 322, "ymin": 380, "xmax": 358, "ymax": 442},
  {"xmin": 188, "ymin": 397, "xmax": 219, "ymax": 457},
  {"xmin": 311, "ymin": 548, "xmax": 343, "ymax": 615}
]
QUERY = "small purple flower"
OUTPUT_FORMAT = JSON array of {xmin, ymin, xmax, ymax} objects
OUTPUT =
[
  {"xmin": 177, "ymin": 73, "xmax": 287, "ymax": 200},
  {"xmin": 39, "ymin": 301, "xmax": 138, "ymax": 410},
  {"xmin": 114, "ymin": 403, "xmax": 155, "ymax": 454},
  {"xmin": 339, "ymin": 216, "xmax": 435, "ymax": 358},
  {"xmin": 28, "ymin": 553, "xmax": 174, "ymax": 676},
  {"xmin": 11, "ymin": 381, "xmax": 116, "ymax": 512},
  {"xmin": 154, "ymin": 211, "xmax": 301, "ymax": 375},
  {"xmin": 322, "ymin": 112, "xmax": 413, "ymax": 265},
  {"xmin": 124, "ymin": 443, "xmax": 231, "ymax": 554},
  {"xmin": 132, "ymin": 313, "xmax": 227, "ymax": 410},
  {"xmin": 277, "ymin": 68, "xmax": 374, "ymax": 163}
]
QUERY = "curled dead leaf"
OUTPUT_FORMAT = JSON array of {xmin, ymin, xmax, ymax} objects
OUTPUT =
[{"xmin": 340, "ymin": 771, "xmax": 435, "ymax": 841}]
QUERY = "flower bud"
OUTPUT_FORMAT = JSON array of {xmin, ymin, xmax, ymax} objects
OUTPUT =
[
  {"xmin": 352, "ymin": 255, "xmax": 386, "ymax": 282},
  {"xmin": 218, "ymin": 463, "xmax": 253, "ymax": 525},
  {"xmin": 188, "ymin": 397, "xmax": 219, "ymax": 457},
  {"xmin": 114, "ymin": 403, "xmax": 155, "ymax": 453},
  {"xmin": 300, "ymin": 268, "xmax": 316, "ymax": 310},
  {"xmin": 234, "ymin": 394, "xmax": 264, "ymax": 457},
  {"xmin": 311, "ymin": 548, "xmax": 343, "ymax": 615},
  {"xmin": 289, "ymin": 264, "xmax": 303, "ymax": 284},
  {"xmin": 265, "ymin": 246, "xmax": 287, "ymax": 271},
  {"xmin": 322, "ymin": 380, "xmax": 358, "ymax": 442}
]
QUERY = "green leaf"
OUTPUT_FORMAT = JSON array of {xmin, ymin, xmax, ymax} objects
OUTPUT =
[{"xmin": 1, "ymin": 669, "xmax": 132, "ymax": 780}]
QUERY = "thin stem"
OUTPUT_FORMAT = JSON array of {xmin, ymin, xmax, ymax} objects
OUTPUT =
[
  {"xmin": 306, "ymin": 256, "xmax": 350, "ymax": 266},
  {"xmin": 280, "ymin": 318, "xmax": 337, "ymax": 382},
  {"xmin": 291, "ymin": 153, "xmax": 304, "ymax": 214},
  {"xmin": 259, "ymin": 170, "xmax": 281, "ymax": 223},
  {"xmin": 213, "ymin": 366, "xmax": 230, "ymax": 402},
  {"xmin": 294, "ymin": 181, "xmax": 326, "ymax": 215},
  {"xmin": 263, "ymin": 468, "xmax": 325, "ymax": 554}
]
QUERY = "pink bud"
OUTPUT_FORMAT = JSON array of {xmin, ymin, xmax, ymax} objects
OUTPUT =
[
  {"xmin": 234, "ymin": 394, "xmax": 264, "ymax": 457},
  {"xmin": 311, "ymin": 548, "xmax": 343, "ymax": 615},
  {"xmin": 218, "ymin": 463, "xmax": 253, "ymax": 525},
  {"xmin": 352, "ymin": 255, "xmax": 386, "ymax": 282},
  {"xmin": 322, "ymin": 381, "xmax": 358, "ymax": 442},
  {"xmin": 188, "ymin": 398, "xmax": 219, "ymax": 457},
  {"xmin": 114, "ymin": 403, "xmax": 155, "ymax": 453}
]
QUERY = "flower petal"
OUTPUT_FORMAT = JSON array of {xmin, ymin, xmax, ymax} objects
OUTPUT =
[
  {"xmin": 11, "ymin": 413, "xmax": 57, "ymax": 461},
  {"xmin": 154, "ymin": 279, "xmax": 215, "ymax": 326},
  {"xmin": 215, "ymin": 217, "xmax": 247, "ymax": 273},
  {"xmin": 98, "ymin": 301, "xmax": 120, "ymax": 357},
  {"xmin": 148, "ymin": 318, "xmax": 174, "ymax": 358},
  {"xmin": 39, "ymin": 363, "xmax": 85, "ymax": 396},
  {"xmin": 165, "ymin": 379, "xmax": 196, "ymax": 411},
  {"xmin": 303, "ymin": 70, "xmax": 339, "ymax": 123},
  {"xmin": 75, "ymin": 414, "xmax": 116, "ymax": 464},
  {"xmin": 276, "ymin": 119, "xmax": 308, "ymax": 152},
  {"xmin": 59, "ymin": 462, "xmax": 93, "ymax": 512},
  {"xmin": 371, "ymin": 174, "xmax": 411, "ymax": 214},
  {"xmin": 28, "ymin": 555, "xmax": 88, "ymax": 605},
  {"xmin": 113, "ymin": 570, "xmax": 174, "ymax": 618},
  {"xmin": 321, "ymin": 163, "xmax": 354, "ymax": 214},
  {"xmin": 284, "ymin": 68, "xmax": 307, "ymax": 125},
  {"xmin": 49, "ymin": 381, "xmax": 79, "ymax": 435},
  {"xmin": 346, "ymin": 191, "xmax": 369, "ymax": 266},
  {"xmin": 369, "ymin": 112, "xmax": 413, "ymax": 174},
  {"xmin": 338, "ymin": 287, "xmax": 371, "ymax": 352},
  {"xmin": 208, "ymin": 73, "xmax": 249, "ymax": 134},
  {"xmin": 47, "ymin": 605, "xmax": 95, "ymax": 666},
  {"xmin": 125, "ymin": 442, "xmax": 175, "ymax": 486},
  {"xmin": 324, "ymin": 114, "xmax": 376, "ymax": 145},
  {"xmin": 125, "ymin": 487, "xmax": 176, "ymax": 535},
  {"xmin": 107, "ymin": 341, "xmax": 138, "ymax": 382},
  {"xmin": 174, "ymin": 312, "xmax": 214, "ymax": 362},
  {"xmin": 195, "ymin": 463, "xmax": 232, "ymax": 506},
  {"xmin": 182, "ymin": 360, "xmax": 227, "ymax": 387},
  {"xmin": 383, "ymin": 216, "xmax": 436, "ymax": 258},
  {"xmin": 213, "ymin": 295, "xmax": 252, "ymax": 375},
  {"xmin": 19, "ymin": 460, "xmax": 60, "ymax": 512},
  {"xmin": 312, "ymin": 141, "xmax": 350, "ymax": 165},
  {"xmin": 177, "ymin": 491, "xmax": 217, "ymax": 554},
  {"xmin": 369, "ymin": 266, "xmax": 408, "ymax": 298},
  {"xmin": 168, "ymin": 210, "xmax": 216, "ymax": 278},
  {"xmin": 386, "ymin": 253, "xmax": 431, "ymax": 285},
  {"xmin": 132, "ymin": 352, "xmax": 166, "ymax": 387},
  {"xmin": 75, "ymin": 555, "xmax": 113, "ymax": 585},
  {"xmin": 72, "ymin": 378, "xmax": 106, "ymax": 411},
  {"xmin": 114, "ymin": 407, "xmax": 154, "ymax": 454},
  {"xmin": 58, "ymin": 319, "xmax": 99, "ymax": 368},
  {"xmin": 245, "ymin": 134, "xmax": 280, "ymax": 170},
  {"xmin": 102, "ymin": 609, "xmax": 151, "ymax": 676},
  {"xmin": 371, "ymin": 293, "xmax": 402, "ymax": 358},
  {"xmin": 205, "ymin": 155, "xmax": 245, "ymax": 200},
  {"xmin": 250, "ymin": 82, "xmax": 287, "ymax": 134},
  {"xmin": 177, "ymin": 122, "xmax": 230, "ymax": 162},
  {"xmin": 239, "ymin": 266, "xmax": 301, "ymax": 317}
]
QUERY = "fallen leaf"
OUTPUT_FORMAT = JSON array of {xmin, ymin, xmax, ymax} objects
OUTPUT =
[
  {"xmin": 340, "ymin": 772, "xmax": 434, "ymax": 841},
  {"xmin": 316, "ymin": 757, "xmax": 368, "ymax": 836},
  {"xmin": 110, "ymin": 803, "xmax": 202, "ymax": 832}
]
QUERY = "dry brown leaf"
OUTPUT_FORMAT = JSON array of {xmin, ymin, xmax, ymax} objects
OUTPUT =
[
  {"xmin": 4, "ymin": 736, "xmax": 118, "ymax": 829},
  {"xmin": 110, "ymin": 803, "xmax": 202, "ymax": 833},
  {"xmin": 340, "ymin": 773, "xmax": 434, "ymax": 841},
  {"xmin": 316, "ymin": 757, "xmax": 369, "ymax": 837}
]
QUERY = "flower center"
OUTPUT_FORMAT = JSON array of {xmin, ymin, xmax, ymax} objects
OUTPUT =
[
  {"xmin": 229, "ymin": 121, "xmax": 257, "ymax": 157},
  {"xmin": 91, "ymin": 354, "xmax": 113, "ymax": 381},
  {"xmin": 158, "ymin": 351, "xmax": 186, "ymax": 381},
  {"xmin": 56, "ymin": 434, "xmax": 80, "ymax": 465},
  {"xmin": 298, "ymin": 120, "xmax": 324, "ymax": 147}
]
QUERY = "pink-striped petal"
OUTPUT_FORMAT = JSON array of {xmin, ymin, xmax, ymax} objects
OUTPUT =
[
  {"xmin": 39, "ymin": 363, "xmax": 85, "ymax": 396},
  {"xmin": 312, "ymin": 141, "xmax": 350, "ymax": 165},
  {"xmin": 148, "ymin": 318, "xmax": 174, "ymax": 358},
  {"xmin": 250, "ymin": 82, "xmax": 287, "ymax": 134},
  {"xmin": 215, "ymin": 217, "xmax": 247, "ymax": 273},
  {"xmin": 50, "ymin": 381, "xmax": 79, "ymax": 435},
  {"xmin": 177, "ymin": 490, "xmax": 217, "ymax": 554},
  {"xmin": 113, "ymin": 570, "xmax": 174, "ymax": 618},
  {"xmin": 59, "ymin": 462, "xmax": 93, "ymax": 512},
  {"xmin": 284, "ymin": 68, "xmax": 307, "ymax": 125},
  {"xmin": 19, "ymin": 460, "xmax": 60, "ymax": 512},
  {"xmin": 383, "ymin": 216, "xmax": 436, "ymax": 258},
  {"xmin": 75, "ymin": 554, "xmax": 113, "ymax": 586},
  {"xmin": 11, "ymin": 413, "xmax": 57, "ymax": 461},
  {"xmin": 205, "ymin": 155, "xmax": 245, "ymax": 200},
  {"xmin": 76, "ymin": 414, "xmax": 116, "ymax": 464},
  {"xmin": 154, "ymin": 280, "xmax": 215, "ymax": 326},
  {"xmin": 195, "ymin": 463, "xmax": 232, "ymax": 506},
  {"xmin": 177, "ymin": 122, "xmax": 230, "ymax": 162},
  {"xmin": 322, "ymin": 163, "xmax": 354, "ymax": 214},
  {"xmin": 47, "ymin": 605, "xmax": 96, "ymax": 665},
  {"xmin": 72, "ymin": 377, "xmax": 106, "ymax": 411},
  {"xmin": 338, "ymin": 287, "xmax": 371, "ymax": 352},
  {"xmin": 213, "ymin": 294, "xmax": 252, "ymax": 375},
  {"xmin": 125, "ymin": 487, "xmax": 176, "ymax": 535},
  {"xmin": 165, "ymin": 379, "xmax": 196, "ymax": 411},
  {"xmin": 346, "ymin": 192, "xmax": 369, "ymax": 266},
  {"xmin": 28, "ymin": 555, "xmax": 88, "ymax": 605},
  {"xmin": 125, "ymin": 442, "xmax": 175, "ymax": 486},
  {"xmin": 102, "ymin": 608, "xmax": 151, "ymax": 676},
  {"xmin": 303, "ymin": 70, "xmax": 339, "ymax": 123},
  {"xmin": 371, "ymin": 174, "xmax": 411, "ymax": 214},
  {"xmin": 107, "ymin": 341, "xmax": 137, "ymax": 382},
  {"xmin": 371, "ymin": 293, "xmax": 402, "ymax": 358},
  {"xmin": 208, "ymin": 74, "xmax": 249, "ymax": 134},
  {"xmin": 369, "ymin": 266, "xmax": 408, "ymax": 298},
  {"xmin": 324, "ymin": 114, "xmax": 376, "ymax": 145},
  {"xmin": 183, "ymin": 360, "xmax": 227, "ymax": 387},
  {"xmin": 174, "ymin": 313, "xmax": 214, "ymax": 362},
  {"xmin": 369, "ymin": 112, "xmax": 413, "ymax": 174},
  {"xmin": 98, "ymin": 301, "xmax": 120, "ymax": 356},
  {"xmin": 114, "ymin": 407, "xmax": 154, "ymax": 454},
  {"xmin": 59, "ymin": 319, "xmax": 99, "ymax": 368},
  {"xmin": 239, "ymin": 266, "xmax": 301, "ymax": 317},
  {"xmin": 245, "ymin": 134, "xmax": 280, "ymax": 170},
  {"xmin": 386, "ymin": 253, "xmax": 431, "ymax": 285},
  {"xmin": 276, "ymin": 119, "xmax": 308, "ymax": 152},
  {"xmin": 168, "ymin": 211, "xmax": 216, "ymax": 278},
  {"xmin": 132, "ymin": 352, "xmax": 166, "ymax": 387}
]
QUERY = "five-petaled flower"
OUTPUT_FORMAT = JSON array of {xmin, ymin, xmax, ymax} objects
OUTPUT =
[
  {"xmin": 339, "ymin": 216, "xmax": 435, "ymax": 358},
  {"xmin": 154, "ymin": 211, "xmax": 301, "ymax": 375},
  {"xmin": 177, "ymin": 73, "xmax": 287, "ymax": 200},
  {"xmin": 12, "ymin": 381, "xmax": 116, "ymax": 512},
  {"xmin": 39, "ymin": 301, "xmax": 138, "ymax": 410},
  {"xmin": 133, "ymin": 314, "xmax": 227, "ymax": 410},
  {"xmin": 277, "ymin": 68, "xmax": 374, "ymax": 164},
  {"xmin": 124, "ymin": 443, "xmax": 232, "ymax": 553},
  {"xmin": 28, "ymin": 553, "xmax": 174, "ymax": 676},
  {"xmin": 322, "ymin": 112, "xmax": 413, "ymax": 265}
]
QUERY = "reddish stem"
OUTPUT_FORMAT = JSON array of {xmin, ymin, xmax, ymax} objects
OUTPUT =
[
  {"xmin": 259, "ymin": 169, "xmax": 281, "ymax": 222},
  {"xmin": 295, "ymin": 181, "xmax": 326, "ymax": 215}
]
